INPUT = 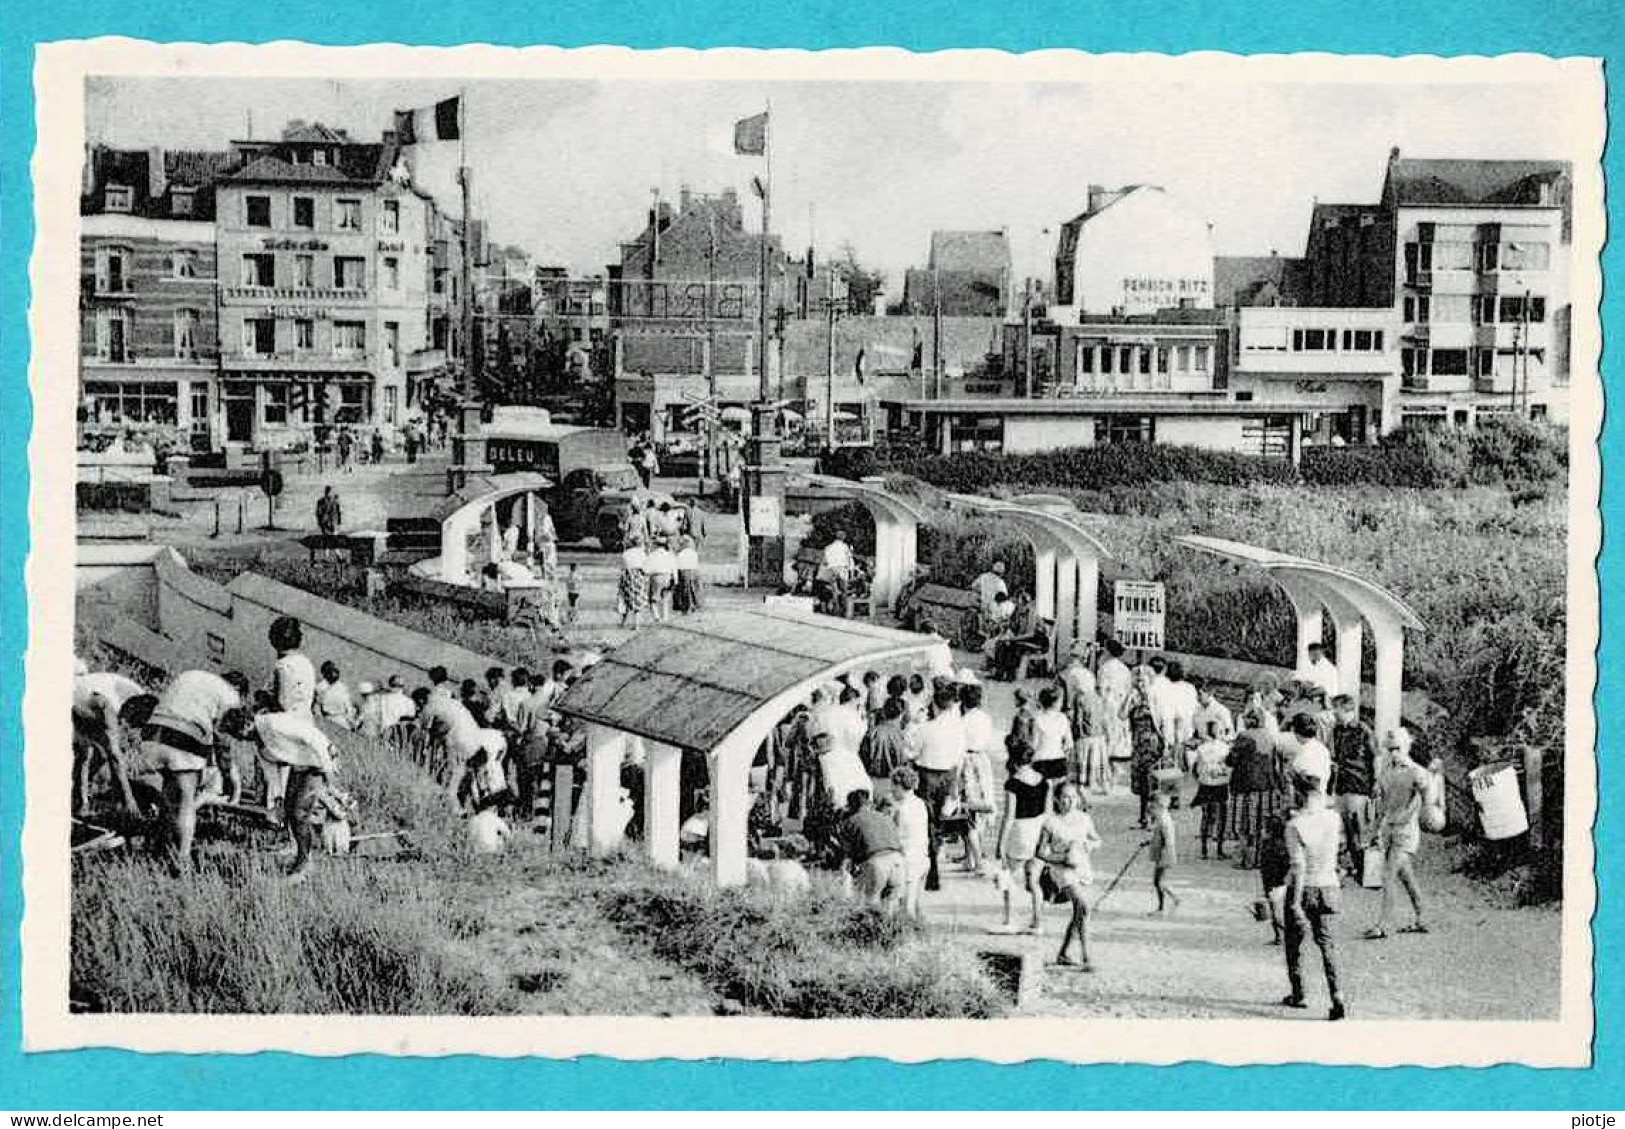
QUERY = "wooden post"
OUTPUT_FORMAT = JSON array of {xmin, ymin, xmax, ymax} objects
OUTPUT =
[{"xmin": 1522, "ymin": 744, "xmax": 1544, "ymax": 853}]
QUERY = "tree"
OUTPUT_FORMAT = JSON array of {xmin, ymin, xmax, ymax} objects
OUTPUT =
[{"xmin": 837, "ymin": 242, "xmax": 886, "ymax": 315}]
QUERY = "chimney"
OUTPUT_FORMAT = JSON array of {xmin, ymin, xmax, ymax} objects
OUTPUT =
[
  {"xmin": 1388, "ymin": 146, "xmax": 1401, "ymax": 165},
  {"xmin": 148, "ymin": 146, "xmax": 167, "ymax": 201},
  {"xmin": 1087, "ymin": 184, "xmax": 1107, "ymax": 215}
]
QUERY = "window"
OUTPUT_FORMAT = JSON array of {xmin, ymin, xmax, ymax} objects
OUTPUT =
[
  {"xmin": 83, "ymin": 382, "xmax": 177, "ymax": 425},
  {"xmin": 1403, "ymin": 295, "xmax": 1430, "ymax": 323},
  {"xmin": 383, "ymin": 257, "xmax": 400, "ymax": 290},
  {"xmin": 1099, "ymin": 347, "xmax": 1113, "ymax": 375},
  {"xmin": 1245, "ymin": 327, "xmax": 1288, "ymax": 352},
  {"xmin": 1477, "ymin": 349, "xmax": 1495, "ymax": 378},
  {"xmin": 1430, "ymin": 348, "xmax": 1470, "ymax": 376},
  {"xmin": 571, "ymin": 326, "xmax": 585, "ymax": 343},
  {"xmin": 242, "ymin": 254, "xmax": 275, "ymax": 288},
  {"xmin": 1499, "ymin": 295, "xmax": 1548, "ymax": 324},
  {"xmin": 1477, "ymin": 242, "xmax": 1499, "ymax": 272},
  {"xmin": 245, "ymin": 195, "xmax": 272, "ymax": 227},
  {"xmin": 294, "ymin": 319, "xmax": 315, "ymax": 351},
  {"xmin": 293, "ymin": 196, "xmax": 315, "ymax": 229},
  {"xmin": 1192, "ymin": 346, "xmax": 1209, "ymax": 373},
  {"xmin": 96, "ymin": 247, "xmax": 131, "ymax": 293},
  {"xmin": 1156, "ymin": 347, "xmax": 1169, "ymax": 372},
  {"xmin": 1175, "ymin": 346, "xmax": 1190, "ymax": 373},
  {"xmin": 1118, "ymin": 347, "xmax": 1133, "ymax": 375},
  {"xmin": 171, "ymin": 189, "xmax": 195, "ymax": 217},
  {"xmin": 381, "ymin": 199, "xmax": 400, "ymax": 235},
  {"xmin": 244, "ymin": 318, "xmax": 276, "ymax": 357},
  {"xmin": 1292, "ymin": 328, "xmax": 1336, "ymax": 352},
  {"xmin": 334, "ymin": 257, "xmax": 365, "ymax": 290},
  {"xmin": 1078, "ymin": 345, "xmax": 1095, "ymax": 375},
  {"xmin": 264, "ymin": 384, "xmax": 290, "ymax": 425},
  {"xmin": 103, "ymin": 185, "xmax": 132, "ymax": 213},
  {"xmin": 383, "ymin": 385, "xmax": 399, "ymax": 425},
  {"xmin": 312, "ymin": 149, "xmax": 329, "ymax": 167},
  {"xmin": 94, "ymin": 308, "xmax": 132, "ymax": 362},
  {"xmin": 384, "ymin": 321, "xmax": 400, "ymax": 368},
  {"xmin": 333, "ymin": 320, "xmax": 365, "ymax": 356},
  {"xmin": 294, "ymin": 254, "xmax": 315, "ymax": 289},
  {"xmin": 590, "ymin": 327, "xmax": 605, "ymax": 344},
  {"xmin": 170, "ymin": 250, "xmax": 196, "ymax": 279},
  {"xmin": 1094, "ymin": 416, "xmax": 1155, "ymax": 446},
  {"xmin": 1138, "ymin": 347, "xmax": 1152, "ymax": 375},
  {"xmin": 1499, "ymin": 242, "xmax": 1551, "ymax": 271},
  {"xmin": 335, "ymin": 199, "xmax": 362, "ymax": 231},
  {"xmin": 189, "ymin": 382, "xmax": 210, "ymax": 434},
  {"xmin": 173, "ymin": 308, "xmax": 199, "ymax": 360},
  {"xmin": 1432, "ymin": 242, "xmax": 1473, "ymax": 270},
  {"xmin": 1341, "ymin": 329, "xmax": 1384, "ymax": 352},
  {"xmin": 949, "ymin": 415, "xmax": 1005, "ymax": 454}
]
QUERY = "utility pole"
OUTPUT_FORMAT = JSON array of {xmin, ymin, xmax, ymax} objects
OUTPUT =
[
  {"xmin": 932, "ymin": 260, "xmax": 944, "ymax": 399},
  {"xmin": 824, "ymin": 271, "xmax": 840, "ymax": 444},
  {"xmin": 1023, "ymin": 279, "xmax": 1036, "ymax": 399},
  {"xmin": 705, "ymin": 212, "xmax": 718, "ymax": 480},
  {"xmin": 459, "ymin": 164, "xmax": 475, "ymax": 401}
]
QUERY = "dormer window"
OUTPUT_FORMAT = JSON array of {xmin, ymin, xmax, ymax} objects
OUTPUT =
[
  {"xmin": 104, "ymin": 185, "xmax": 132, "ymax": 213},
  {"xmin": 312, "ymin": 149, "xmax": 329, "ymax": 166}
]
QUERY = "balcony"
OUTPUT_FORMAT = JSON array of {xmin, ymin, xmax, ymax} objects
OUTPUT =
[
  {"xmin": 222, "ymin": 351, "xmax": 373, "ymax": 373},
  {"xmin": 222, "ymin": 286, "xmax": 371, "ymax": 305}
]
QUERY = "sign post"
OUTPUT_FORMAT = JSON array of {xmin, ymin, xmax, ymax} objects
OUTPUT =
[{"xmin": 1112, "ymin": 579, "xmax": 1166, "ymax": 651}]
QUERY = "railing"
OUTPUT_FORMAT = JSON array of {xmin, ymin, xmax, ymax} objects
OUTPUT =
[{"xmin": 222, "ymin": 286, "xmax": 370, "ymax": 302}]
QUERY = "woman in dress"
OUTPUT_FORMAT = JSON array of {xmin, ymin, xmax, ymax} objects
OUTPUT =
[
  {"xmin": 1127, "ymin": 675, "xmax": 1165, "ymax": 829},
  {"xmin": 991, "ymin": 737, "xmax": 1049, "ymax": 936},
  {"xmin": 1036, "ymin": 782, "xmax": 1103, "ymax": 969},
  {"xmin": 617, "ymin": 534, "xmax": 650, "ymax": 630},
  {"xmin": 644, "ymin": 536, "xmax": 677, "ymax": 623}
]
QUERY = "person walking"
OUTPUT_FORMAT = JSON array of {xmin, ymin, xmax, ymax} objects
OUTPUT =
[
  {"xmin": 991, "ymin": 738, "xmax": 1048, "ymax": 936},
  {"xmin": 673, "ymin": 533, "xmax": 703, "ymax": 614},
  {"xmin": 1366, "ymin": 727, "xmax": 1432, "ymax": 939},
  {"xmin": 1281, "ymin": 771, "xmax": 1348, "ymax": 1020},
  {"xmin": 315, "ymin": 486, "xmax": 342, "ymax": 537},
  {"xmin": 1226, "ymin": 706, "xmax": 1279, "ymax": 868},
  {"xmin": 890, "ymin": 766, "xmax": 931, "ymax": 919},
  {"xmin": 1145, "ymin": 790, "xmax": 1181, "ymax": 914},
  {"xmin": 534, "ymin": 500, "xmax": 559, "ymax": 580},
  {"xmin": 1328, "ymin": 693, "xmax": 1379, "ymax": 883},
  {"xmin": 908, "ymin": 685, "xmax": 965, "ymax": 892},
  {"xmin": 617, "ymin": 535, "xmax": 650, "ymax": 630},
  {"xmin": 1036, "ymin": 782, "xmax": 1102, "ymax": 969},
  {"xmin": 644, "ymin": 536, "xmax": 677, "ymax": 623}
]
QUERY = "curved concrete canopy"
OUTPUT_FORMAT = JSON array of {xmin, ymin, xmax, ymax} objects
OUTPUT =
[{"xmin": 792, "ymin": 473, "xmax": 933, "ymax": 608}]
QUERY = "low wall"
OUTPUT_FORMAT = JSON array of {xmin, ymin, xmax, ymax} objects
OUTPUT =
[
  {"xmin": 76, "ymin": 542, "xmax": 166, "ymax": 633},
  {"xmin": 140, "ymin": 548, "xmax": 508, "ymax": 688}
]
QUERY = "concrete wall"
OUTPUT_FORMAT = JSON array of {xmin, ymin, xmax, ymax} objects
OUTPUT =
[
  {"xmin": 146, "ymin": 548, "xmax": 504, "ymax": 686},
  {"xmin": 1004, "ymin": 414, "xmax": 1096, "ymax": 453},
  {"xmin": 76, "ymin": 542, "xmax": 166, "ymax": 631},
  {"xmin": 1156, "ymin": 415, "xmax": 1248, "ymax": 452}
]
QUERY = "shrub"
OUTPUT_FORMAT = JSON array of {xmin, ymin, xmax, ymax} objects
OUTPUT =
[
  {"xmin": 886, "ymin": 443, "xmax": 1301, "ymax": 493},
  {"xmin": 598, "ymin": 870, "xmax": 1004, "ymax": 1018}
]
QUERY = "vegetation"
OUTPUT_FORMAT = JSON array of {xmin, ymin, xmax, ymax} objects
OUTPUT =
[{"xmin": 71, "ymin": 722, "xmax": 1002, "ymax": 1017}]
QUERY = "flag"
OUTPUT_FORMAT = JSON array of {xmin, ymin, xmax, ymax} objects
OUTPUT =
[
  {"xmin": 750, "ymin": 175, "xmax": 767, "ymax": 200},
  {"xmin": 394, "ymin": 96, "xmax": 462, "ymax": 145},
  {"xmin": 854, "ymin": 347, "xmax": 866, "ymax": 385},
  {"xmin": 734, "ymin": 111, "xmax": 768, "ymax": 156},
  {"xmin": 910, "ymin": 326, "xmax": 924, "ymax": 372}
]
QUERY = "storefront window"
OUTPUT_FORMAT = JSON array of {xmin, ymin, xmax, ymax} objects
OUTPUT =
[
  {"xmin": 84, "ymin": 381, "xmax": 178, "ymax": 425},
  {"xmin": 1094, "ymin": 416, "xmax": 1155, "ymax": 446}
]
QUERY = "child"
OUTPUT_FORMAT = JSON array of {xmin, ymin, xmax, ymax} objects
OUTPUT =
[
  {"xmin": 890, "ymin": 765, "xmax": 930, "ymax": 919},
  {"xmin": 958, "ymin": 735, "xmax": 996, "ymax": 875},
  {"xmin": 991, "ymin": 738, "xmax": 1049, "ymax": 935},
  {"xmin": 1257, "ymin": 813, "xmax": 1291, "ymax": 945},
  {"xmin": 565, "ymin": 564, "xmax": 582, "ymax": 624},
  {"xmin": 1191, "ymin": 737, "xmax": 1233, "ymax": 860},
  {"xmin": 1036, "ymin": 782, "xmax": 1103, "ymax": 969},
  {"xmin": 1145, "ymin": 790, "xmax": 1181, "ymax": 914}
]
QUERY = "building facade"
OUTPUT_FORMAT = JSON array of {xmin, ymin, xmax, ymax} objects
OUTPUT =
[
  {"xmin": 1051, "ymin": 185, "xmax": 1215, "ymax": 321},
  {"xmin": 79, "ymin": 146, "xmax": 236, "ymax": 450},
  {"xmin": 212, "ymin": 125, "xmax": 441, "ymax": 447},
  {"xmin": 899, "ymin": 230, "xmax": 1013, "ymax": 317}
]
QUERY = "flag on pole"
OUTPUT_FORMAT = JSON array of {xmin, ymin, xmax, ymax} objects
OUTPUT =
[
  {"xmin": 394, "ymin": 96, "xmax": 462, "ymax": 145},
  {"xmin": 750, "ymin": 175, "xmax": 767, "ymax": 200},
  {"xmin": 733, "ymin": 111, "xmax": 768, "ymax": 156},
  {"xmin": 854, "ymin": 347, "xmax": 866, "ymax": 385}
]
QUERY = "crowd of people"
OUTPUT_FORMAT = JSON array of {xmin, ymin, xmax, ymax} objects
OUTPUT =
[
  {"xmin": 71, "ymin": 613, "xmax": 598, "ymax": 879},
  {"xmin": 616, "ymin": 498, "xmax": 707, "ymax": 628},
  {"xmin": 710, "ymin": 599, "xmax": 1448, "ymax": 1020}
]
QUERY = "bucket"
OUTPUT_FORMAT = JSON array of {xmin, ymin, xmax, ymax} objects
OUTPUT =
[
  {"xmin": 1469, "ymin": 762, "xmax": 1529, "ymax": 841},
  {"xmin": 1361, "ymin": 847, "xmax": 1385, "ymax": 889}
]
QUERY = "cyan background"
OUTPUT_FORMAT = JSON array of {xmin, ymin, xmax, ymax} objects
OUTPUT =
[{"xmin": 1, "ymin": 0, "xmax": 1619, "ymax": 1108}]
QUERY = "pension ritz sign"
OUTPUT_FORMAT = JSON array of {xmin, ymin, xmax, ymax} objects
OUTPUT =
[{"xmin": 1121, "ymin": 276, "xmax": 1212, "ymax": 298}]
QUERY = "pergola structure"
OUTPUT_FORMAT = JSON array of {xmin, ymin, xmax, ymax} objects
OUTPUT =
[
  {"xmin": 429, "ymin": 471, "xmax": 553, "ymax": 584},
  {"xmin": 553, "ymin": 606, "xmax": 950, "ymax": 887},
  {"xmin": 944, "ymin": 491, "xmax": 1112, "ymax": 660},
  {"xmin": 791, "ymin": 473, "xmax": 929, "ymax": 610},
  {"xmin": 1176, "ymin": 534, "xmax": 1425, "ymax": 740}
]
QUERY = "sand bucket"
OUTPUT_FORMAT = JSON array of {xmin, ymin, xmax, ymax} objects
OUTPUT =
[{"xmin": 1469, "ymin": 762, "xmax": 1529, "ymax": 841}]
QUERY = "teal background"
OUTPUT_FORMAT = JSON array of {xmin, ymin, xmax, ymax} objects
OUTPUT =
[{"xmin": 2, "ymin": 0, "xmax": 1619, "ymax": 1109}]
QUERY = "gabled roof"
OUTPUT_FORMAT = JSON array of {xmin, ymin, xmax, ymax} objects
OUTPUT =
[
  {"xmin": 227, "ymin": 155, "xmax": 354, "ymax": 185},
  {"xmin": 928, "ymin": 230, "xmax": 1011, "ymax": 274},
  {"xmin": 224, "ymin": 142, "xmax": 393, "ymax": 187},
  {"xmin": 282, "ymin": 122, "xmax": 352, "ymax": 144},
  {"xmin": 164, "ymin": 149, "xmax": 239, "ymax": 188},
  {"xmin": 1385, "ymin": 158, "xmax": 1569, "ymax": 208}
]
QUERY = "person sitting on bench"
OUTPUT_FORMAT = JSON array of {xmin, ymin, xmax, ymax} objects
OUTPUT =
[{"xmin": 992, "ymin": 617, "xmax": 1054, "ymax": 682}]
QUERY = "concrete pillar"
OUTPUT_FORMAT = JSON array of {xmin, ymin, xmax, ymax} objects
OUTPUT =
[
  {"xmin": 1293, "ymin": 601, "xmax": 1324, "ymax": 673},
  {"xmin": 1333, "ymin": 611, "xmax": 1365, "ymax": 707},
  {"xmin": 1372, "ymin": 624, "xmax": 1406, "ymax": 745},
  {"xmin": 1034, "ymin": 546, "xmax": 1057, "ymax": 621},
  {"xmin": 707, "ymin": 736, "xmax": 754, "ymax": 888},
  {"xmin": 643, "ymin": 740, "xmax": 682, "ymax": 871},
  {"xmin": 1054, "ymin": 552, "xmax": 1079, "ymax": 659},
  {"xmin": 872, "ymin": 515, "xmax": 899, "ymax": 610},
  {"xmin": 1076, "ymin": 551, "xmax": 1100, "ymax": 649},
  {"xmin": 441, "ymin": 512, "xmax": 469, "ymax": 582},
  {"xmin": 523, "ymin": 491, "xmax": 536, "ymax": 557},
  {"xmin": 582, "ymin": 723, "xmax": 627, "ymax": 857}
]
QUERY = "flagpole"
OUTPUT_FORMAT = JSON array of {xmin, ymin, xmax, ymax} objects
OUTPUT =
[
  {"xmin": 459, "ymin": 89, "xmax": 475, "ymax": 402},
  {"xmin": 758, "ymin": 100, "xmax": 773, "ymax": 405}
]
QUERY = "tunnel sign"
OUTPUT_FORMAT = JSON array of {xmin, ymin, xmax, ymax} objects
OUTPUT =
[{"xmin": 1113, "ymin": 580, "xmax": 1166, "ymax": 650}]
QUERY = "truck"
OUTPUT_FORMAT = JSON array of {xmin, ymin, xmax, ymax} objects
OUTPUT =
[{"xmin": 480, "ymin": 408, "xmax": 674, "ymax": 550}]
